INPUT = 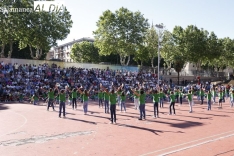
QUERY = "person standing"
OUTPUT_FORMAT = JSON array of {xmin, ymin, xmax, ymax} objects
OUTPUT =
[
  {"xmin": 102, "ymin": 85, "xmax": 122, "ymax": 124},
  {"xmin": 109, "ymin": 89, "xmax": 117, "ymax": 124},
  {"xmin": 98, "ymin": 89, "xmax": 103, "ymax": 108},
  {"xmin": 56, "ymin": 87, "xmax": 67, "ymax": 118},
  {"xmin": 211, "ymin": 88, "xmax": 216, "ymax": 104},
  {"xmin": 175, "ymin": 89, "xmax": 179, "ymax": 103},
  {"xmin": 230, "ymin": 90, "xmax": 234, "ymax": 107},
  {"xmin": 169, "ymin": 91, "xmax": 176, "ymax": 115},
  {"xmin": 179, "ymin": 90, "xmax": 184, "ymax": 105},
  {"xmin": 133, "ymin": 88, "xmax": 140, "ymax": 110},
  {"xmin": 131, "ymin": 88, "xmax": 146, "ymax": 120},
  {"xmin": 218, "ymin": 90, "xmax": 223, "ymax": 108},
  {"xmin": 102, "ymin": 85, "xmax": 110, "ymax": 114},
  {"xmin": 187, "ymin": 90, "xmax": 193, "ymax": 113},
  {"xmin": 152, "ymin": 89, "xmax": 159, "ymax": 118},
  {"xmin": 117, "ymin": 88, "xmax": 122, "ymax": 107},
  {"xmin": 70, "ymin": 88, "xmax": 79, "ymax": 110},
  {"xmin": 41, "ymin": 87, "xmax": 55, "ymax": 111},
  {"xmin": 206, "ymin": 90, "xmax": 212, "ymax": 111},
  {"xmin": 159, "ymin": 89, "xmax": 164, "ymax": 108},
  {"xmin": 120, "ymin": 91, "xmax": 126, "ymax": 113},
  {"xmin": 200, "ymin": 88, "xmax": 205, "ymax": 104},
  {"xmin": 78, "ymin": 86, "xmax": 93, "ymax": 115}
]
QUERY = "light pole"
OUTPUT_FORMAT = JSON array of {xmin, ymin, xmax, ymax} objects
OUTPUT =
[{"xmin": 155, "ymin": 24, "xmax": 163, "ymax": 85}]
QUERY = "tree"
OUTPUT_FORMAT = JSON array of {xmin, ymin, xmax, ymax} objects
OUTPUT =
[
  {"xmin": 173, "ymin": 56, "xmax": 186, "ymax": 85},
  {"xmin": 143, "ymin": 25, "xmax": 159, "ymax": 67},
  {"xmin": 133, "ymin": 44, "xmax": 149, "ymax": 66},
  {"xmin": 0, "ymin": 0, "xmax": 20, "ymax": 58},
  {"xmin": 183, "ymin": 25, "xmax": 209, "ymax": 75},
  {"xmin": 0, "ymin": 0, "xmax": 72, "ymax": 60},
  {"xmin": 160, "ymin": 29, "xmax": 186, "ymax": 83},
  {"xmin": 161, "ymin": 30, "xmax": 178, "ymax": 74},
  {"xmin": 0, "ymin": 0, "xmax": 72, "ymax": 59},
  {"xmin": 93, "ymin": 7, "xmax": 149, "ymax": 66},
  {"xmin": 71, "ymin": 41, "xmax": 99, "ymax": 63}
]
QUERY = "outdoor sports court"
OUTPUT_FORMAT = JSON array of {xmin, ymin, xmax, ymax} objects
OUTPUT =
[{"xmin": 0, "ymin": 99, "xmax": 234, "ymax": 156}]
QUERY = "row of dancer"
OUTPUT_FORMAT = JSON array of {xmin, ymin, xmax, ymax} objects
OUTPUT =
[{"xmin": 39, "ymin": 84, "xmax": 232, "ymax": 123}]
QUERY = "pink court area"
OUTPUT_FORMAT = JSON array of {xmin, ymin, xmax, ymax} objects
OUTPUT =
[{"xmin": 0, "ymin": 99, "xmax": 234, "ymax": 156}]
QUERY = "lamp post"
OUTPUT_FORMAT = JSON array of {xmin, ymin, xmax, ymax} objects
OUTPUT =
[{"xmin": 155, "ymin": 24, "xmax": 163, "ymax": 85}]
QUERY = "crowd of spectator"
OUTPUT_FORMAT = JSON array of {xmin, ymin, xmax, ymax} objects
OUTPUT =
[{"xmin": 0, "ymin": 61, "xmax": 231, "ymax": 104}]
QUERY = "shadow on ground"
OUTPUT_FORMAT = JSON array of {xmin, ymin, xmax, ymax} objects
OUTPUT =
[{"xmin": 0, "ymin": 103, "xmax": 9, "ymax": 111}]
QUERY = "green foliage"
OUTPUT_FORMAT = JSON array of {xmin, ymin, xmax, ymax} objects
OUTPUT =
[
  {"xmin": 133, "ymin": 44, "xmax": 149, "ymax": 66},
  {"xmin": 93, "ymin": 7, "xmax": 149, "ymax": 65},
  {"xmin": 143, "ymin": 25, "xmax": 158, "ymax": 67},
  {"xmin": 71, "ymin": 41, "xmax": 99, "ymax": 63},
  {"xmin": 0, "ymin": 0, "xmax": 73, "ymax": 59}
]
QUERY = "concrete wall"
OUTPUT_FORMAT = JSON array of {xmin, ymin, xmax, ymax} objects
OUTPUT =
[{"xmin": 0, "ymin": 58, "xmax": 139, "ymax": 72}]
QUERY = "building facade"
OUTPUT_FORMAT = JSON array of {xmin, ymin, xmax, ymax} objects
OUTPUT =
[{"xmin": 48, "ymin": 37, "xmax": 94, "ymax": 62}]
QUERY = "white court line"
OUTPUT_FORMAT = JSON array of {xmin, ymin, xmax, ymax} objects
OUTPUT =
[
  {"xmin": 0, "ymin": 110, "xmax": 28, "ymax": 138},
  {"xmin": 140, "ymin": 130, "xmax": 234, "ymax": 156},
  {"xmin": 158, "ymin": 133, "xmax": 234, "ymax": 156}
]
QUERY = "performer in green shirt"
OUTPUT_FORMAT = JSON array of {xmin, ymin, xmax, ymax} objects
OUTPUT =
[
  {"xmin": 178, "ymin": 90, "xmax": 184, "ymax": 105},
  {"xmin": 206, "ymin": 90, "xmax": 212, "ymax": 111},
  {"xmin": 120, "ymin": 91, "xmax": 126, "ymax": 112},
  {"xmin": 175, "ymin": 89, "xmax": 179, "ymax": 103},
  {"xmin": 186, "ymin": 90, "xmax": 193, "ymax": 113},
  {"xmin": 169, "ymin": 91, "xmax": 176, "ymax": 115},
  {"xmin": 101, "ymin": 84, "xmax": 122, "ymax": 124},
  {"xmin": 78, "ymin": 85, "xmax": 93, "ymax": 115},
  {"xmin": 200, "ymin": 88, "xmax": 205, "ymax": 104},
  {"xmin": 218, "ymin": 90, "xmax": 223, "ymax": 108},
  {"xmin": 31, "ymin": 94, "xmax": 39, "ymax": 105},
  {"xmin": 159, "ymin": 89, "xmax": 165, "ymax": 108},
  {"xmin": 40, "ymin": 87, "xmax": 56, "ymax": 111},
  {"xmin": 152, "ymin": 90, "xmax": 159, "ymax": 118},
  {"xmin": 69, "ymin": 88, "xmax": 79, "ymax": 110},
  {"xmin": 131, "ymin": 88, "xmax": 146, "ymax": 120},
  {"xmin": 230, "ymin": 90, "xmax": 234, "ymax": 107},
  {"xmin": 133, "ymin": 88, "xmax": 140, "ymax": 110},
  {"xmin": 56, "ymin": 86, "xmax": 67, "ymax": 118},
  {"xmin": 98, "ymin": 89, "xmax": 103, "ymax": 108}
]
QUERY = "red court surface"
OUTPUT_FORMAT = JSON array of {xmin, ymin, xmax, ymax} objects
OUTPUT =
[{"xmin": 0, "ymin": 99, "xmax": 234, "ymax": 156}]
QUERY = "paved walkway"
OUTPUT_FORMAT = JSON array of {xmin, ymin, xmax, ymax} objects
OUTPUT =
[{"xmin": 0, "ymin": 99, "xmax": 234, "ymax": 156}]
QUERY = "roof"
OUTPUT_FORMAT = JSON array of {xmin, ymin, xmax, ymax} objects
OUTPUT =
[{"xmin": 55, "ymin": 37, "xmax": 94, "ymax": 48}]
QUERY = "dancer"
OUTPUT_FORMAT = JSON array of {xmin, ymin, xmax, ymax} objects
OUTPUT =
[
  {"xmin": 133, "ymin": 88, "xmax": 140, "ymax": 110},
  {"xmin": 178, "ymin": 90, "xmax": 184, "ymax": 105},
  {"xmin": 200, "ymin": 88, "xmax": 205, "ymax": 104},
  {"xmin": 131, "ymin": 88, "xmax": 146, "ymax": 120},
  {"xmin": 102, "ymin": 84, "xmax": 110, "ymax": 114},
  {"xmin": 40, "ymin": 87, "xmax": 56, "ymax": 111},
  {"xmin": 230, "ymin": 90, "xmax": 234, "ymax": 107},
  {"xmin": 56, "ymin": 86, "xmax": 67, "ymax": 118},
  {"xmin": 101, "ymin": 84, "xmax": 122, "ymax": 124},
  {"xmin": 69, "ymin": 88, "xmax": 79, "ymax": 110},
  {"xmin": 152, "ymin": 89, "xmax": 159, "ymax": 118},
  {"xmin": 191, "ymin": 87, "xmax": 195, "ymax": 105},
  {"xmin": 159, "ymin": 89, "xmax": 164, "ymax": 108},
  {"xmin": 98, "ymin": 89, "xmax": 103, "ymax": 108},
  {"xmin": 187, "ymin": 90, "xmax": 193, "ymax": 113},
  {"xmin": 175, "ymin": 89, "xmax": 179, "ymax": 103},
  {"xmin": 211, "ymin": 88, "xmax": 216, "ymax": 104},
  {"xmin": 169, "ymin": 91, "xmax": 176, "ymax": 115},
  {"xmin": 206, "ymin": 90, "xmax": 212, "ymax": 111},
  {"xmin": 120, "ymin": 91, "xmax": 126, "ymax": 113},
  {"xmin": 218, "ymin": 90, "xmax": 223, "ymax": 108},
  {"xmin": 117, "ymin": 88, "xmax": 122, "ymax": 107},
  {"xmin": 78, "ymin": 85, "xmax": 93, "ymax": 115}
]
